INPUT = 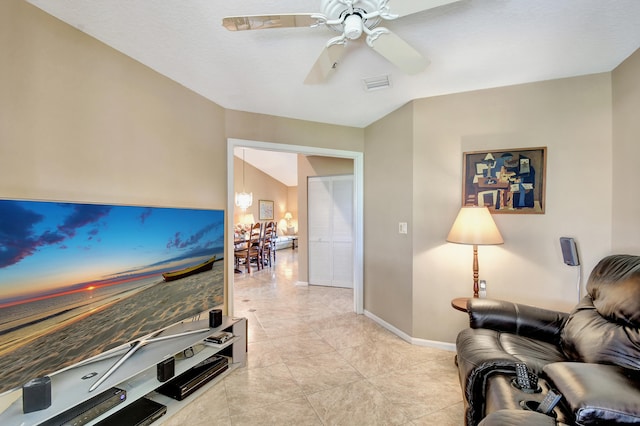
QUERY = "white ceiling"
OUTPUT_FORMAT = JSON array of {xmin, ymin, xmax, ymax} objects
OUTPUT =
[
  {"xmin": 234, "ymin": 147, "xmax": 298, "ymax": 187},
  {"xmin": 26, "ymin": 0, "xmax": 640, "ymax": 129}
]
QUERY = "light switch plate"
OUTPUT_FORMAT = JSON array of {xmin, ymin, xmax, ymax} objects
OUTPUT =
[{"xmin": 399, "ymin": 222, "xmax": 408, "ymax": 234}]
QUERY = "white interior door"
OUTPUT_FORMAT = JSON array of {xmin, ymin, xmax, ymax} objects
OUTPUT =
[{"xmin": 308, "ymin": 175, "xmax": 354, "ymax": 288}]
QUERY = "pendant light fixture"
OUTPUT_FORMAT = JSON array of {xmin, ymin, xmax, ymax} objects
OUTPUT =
[{"xmin": 235, "ymin": 149, "xmax": 253, "ymax": 211}]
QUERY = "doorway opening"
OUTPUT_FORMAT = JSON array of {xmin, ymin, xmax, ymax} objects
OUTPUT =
[{"xmin": 226, "ymin": 138, "xmax": 364, "ymax": 316}]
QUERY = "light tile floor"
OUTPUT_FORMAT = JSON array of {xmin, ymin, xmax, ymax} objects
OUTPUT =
[{"xmin": 165, "ymin": 250, "xmax": 464, "ymax": 425}]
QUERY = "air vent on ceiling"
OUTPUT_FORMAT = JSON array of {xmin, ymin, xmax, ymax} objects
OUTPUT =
[{"xmin": 362, "ymin": 75, "xmax": 391, "ymax": 91}]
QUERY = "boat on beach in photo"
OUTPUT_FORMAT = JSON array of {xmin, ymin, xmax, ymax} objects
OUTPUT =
[{"xmin": 162, "ymin": 256, "xmax": 216, "ymax": 282}]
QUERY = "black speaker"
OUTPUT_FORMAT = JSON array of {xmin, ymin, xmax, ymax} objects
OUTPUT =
[
  {"xmin": 23, "ymin": 376, "xmax": 52, "ymax": 413},
  {"xmin": 157, "ymin": 357, "xmax": 175, "ymax": 382},
  {"xmin": 209, "ymin": 309, "xmax": 222, "ymax": 328},
  {"xmin": 560, "ymin": 237, "xmax": 580, "ymax": 266}
]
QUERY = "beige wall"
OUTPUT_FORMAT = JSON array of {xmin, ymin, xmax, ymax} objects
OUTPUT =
[
  {"xmin": 612, "ymin": 48, "xmax": 640, "ymax": 253},
  {"xmin": 413, "ymin": 74, "xmax": 613, "ymax": 342},
  {"xmin": 225, "ymin": 110, "xmax": 363, "ymax": 153},
  {"xmin": 286, "ymin": 186, "xmax": 299, "ymax": 233},
  {"xmin": 363, "ymin": 103, "xmax": 415, "ymax": 334},
  {"xmin": 363, "ymin": 74, "xmax": 616, "ymax": 343},
  {"xmin": 297, "ymin": 156, "xmax": 355, "ymax": 283},
  {"xmin": 1, "ymin": 0, "xmax": 227, "ymax": 209}
]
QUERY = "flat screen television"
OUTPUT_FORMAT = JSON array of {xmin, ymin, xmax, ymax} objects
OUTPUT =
[{"xmin": 0, "ymin": 199, "xmax": 225, "ymax": 394}]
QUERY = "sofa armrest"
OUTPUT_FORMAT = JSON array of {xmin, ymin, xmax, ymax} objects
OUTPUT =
[
  {"xmin": 468, "ymin": 299, "xmax": 569, "ymax": 344},
  {"xmin": 544, "ymin": 362, "xmax": 640, "ymax": 425}
]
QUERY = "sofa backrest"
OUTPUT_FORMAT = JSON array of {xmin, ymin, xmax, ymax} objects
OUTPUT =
[
  {"xmin": 561, "ymin": 254, "xmax": 640, "ymax": 370},
  {"xmin": 586, "ymin": 254, "xmax": 640, "ymax": 327}
]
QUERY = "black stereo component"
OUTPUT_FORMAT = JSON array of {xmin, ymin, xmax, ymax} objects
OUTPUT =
[
  {"xmin": 157, "ymin": 357, "xmax": 175, "ymax": 383},
  {"xmin": 209, "ymin": 309, "xmax": 222, "ymax": 328},
  {"xmin": 22, "ymin": 376, "xmax": 52, "ymax": 413},
  {"xmin": 40, "ymin": 387, "xmax": 126, "ymax": 426},
  {"xmin": 94, "ymin": 397, "xmax": 167, "ymax": 426},
  {"xmin": 156, "ymin": 355, "xmax": 228, "ymax": 401}
]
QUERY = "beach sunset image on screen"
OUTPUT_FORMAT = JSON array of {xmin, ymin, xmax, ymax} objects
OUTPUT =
[{"xmin": 0, "ymin": 199, "xmax": 225, "ymax": 393}]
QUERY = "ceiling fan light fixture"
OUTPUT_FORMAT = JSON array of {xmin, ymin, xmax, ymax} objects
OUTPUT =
[
  {"xmin": 344, "ymin": 14, "xmax": 363, "ymax": 39},
  {"xmin": 362, "ymin": 74, "xmax": 391, "ymax": 91}
]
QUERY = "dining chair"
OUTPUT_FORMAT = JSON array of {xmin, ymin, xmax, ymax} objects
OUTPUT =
[
  {"xmin": 235, "ymin": 222, "xmax": 262, "ymax": 273},
  {"xmin": 261, "ymin": 221, "xmax": 276, "ymax": 267}
]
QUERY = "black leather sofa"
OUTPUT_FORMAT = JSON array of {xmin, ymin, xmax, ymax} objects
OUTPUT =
[{"xmin": 455, "ymin": 254, "xmax": 640, "ymax": 425}]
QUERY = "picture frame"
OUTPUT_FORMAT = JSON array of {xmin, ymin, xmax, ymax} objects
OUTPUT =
[
  {"xmin": 462, "ymin": 147, "xmax": 547, "ymax": 214},
  {"xmin": 259, "ymin": 200, "xmax": 274, "ymax": 220}
]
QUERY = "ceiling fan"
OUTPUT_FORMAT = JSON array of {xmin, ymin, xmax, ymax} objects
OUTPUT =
[{"xmin": 223, "ymin": 0, "xmax": 460, "ymax": 84}]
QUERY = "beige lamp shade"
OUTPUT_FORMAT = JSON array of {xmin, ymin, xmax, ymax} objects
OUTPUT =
[
  {"xmin": 284, "ymin": 212, "xmax": 293, "ymax": 221},
  {"xmin": 447, "ymin": 206, "xmax": 504, "ymax": 246},
  {"xmin": 447, "ymin": 206, "xmax": 503, "ymax": 298},
  {"xmin": 241, "ymin": 213, "xmax": 255, "ymax": 225}
]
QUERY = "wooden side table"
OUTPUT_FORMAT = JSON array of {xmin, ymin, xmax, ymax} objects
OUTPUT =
[{"xmin": 451, "ymin": 297, "xmax": 471, "ymax": 312}]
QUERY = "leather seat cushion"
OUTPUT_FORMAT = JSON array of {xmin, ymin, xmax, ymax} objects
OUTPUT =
[
  {"xmin": 457, "ymin": 328, "xmax": 568, "ymax": 425},
  {"xmin": 497, "ymin": 333, "xmax": 567, "ymax": 373},
  {"xmin": 544, "ymin": 362, "xmax": 640, "ymax": 425},
  {"xmin": 457, "ymin": 328, "xmax": 567, "ymax": 376}
]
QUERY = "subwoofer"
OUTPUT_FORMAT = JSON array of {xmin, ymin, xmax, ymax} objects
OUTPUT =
[{"xmin": 22, "ymin": 376, "xmax": 51, "ymax": 413}]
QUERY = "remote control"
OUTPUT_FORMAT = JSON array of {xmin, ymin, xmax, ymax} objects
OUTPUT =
[
  {"xmin": 515, "ymin": 363, "xmax": 532, "ymax": 390},
  {"xmin": 205, "ymin": 331, "xmax": 233, "ymax": 344},
  {"xmin": 528, "ymin": 371, "xmax": 539, "ymax": 390},
  {"xmin": 537, "ymin": 389, "xmax": 562, "ymax": 414}
]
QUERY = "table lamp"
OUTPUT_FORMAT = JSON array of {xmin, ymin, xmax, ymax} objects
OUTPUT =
[
  {"xmin": 447, "ymin": 206, "xmax": 504, "ymax": 297},
  {"xmin": 241, "ymin": 213, "xmax": 255, "ymax": 226}
]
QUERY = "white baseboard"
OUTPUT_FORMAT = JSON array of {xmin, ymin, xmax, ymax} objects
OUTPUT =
[
  {"xmin": 295, "ymin": 281, "xmax": 308, "ymax": 286},
  {"xmin": 364, "ymin": 310, "xmax": 456, "ymax": 352},
  {"xmin": 364, "ymin": 310, "xmax": 413, "ymax": 343},
  {"xmin": 411, "ymin": 337, "xmax": 456, "ymax": 352}
]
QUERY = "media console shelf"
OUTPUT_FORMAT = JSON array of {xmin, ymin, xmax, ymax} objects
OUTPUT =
[{"xmin": 0, "ymin": 316, "xmax": 247, "ymax": 426}]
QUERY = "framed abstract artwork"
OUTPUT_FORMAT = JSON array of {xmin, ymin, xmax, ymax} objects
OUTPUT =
[
  {"xmin": 259, "ymin": 200, "xmax": 274, "ymax": 220},
  {"xmin": 462, "ymin": 147, "xmax": 547, "ymax": 214}
]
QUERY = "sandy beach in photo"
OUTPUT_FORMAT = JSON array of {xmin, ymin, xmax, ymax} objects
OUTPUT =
[
  {"xmin": 0, "ymin": 278, "xmax": 159, "ymax": 357},
  {"xmin": 0, "ymin": 263, "xmax": 224, "ymax": 394}
]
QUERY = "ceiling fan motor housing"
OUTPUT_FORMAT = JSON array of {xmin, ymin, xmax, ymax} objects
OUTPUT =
[
  {"xmin": 344, "ymin": 14, "xmax": 363, "ymax": 39},
  {"xmin": 322, "ymin": 0, "xmax": 383, "ymax": 35}
]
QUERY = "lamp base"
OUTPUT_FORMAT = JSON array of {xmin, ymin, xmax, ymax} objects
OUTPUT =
[{"xmin": 472, "ymin": 244, "xmax": 479, "ymax": 298}]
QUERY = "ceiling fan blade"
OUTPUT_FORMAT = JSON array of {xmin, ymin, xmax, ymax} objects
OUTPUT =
[
  {"xmin": 388, "ymin": 0, "xmax": 461, "ymax": 18},
  {"xmin": 222, "ymin": 14, "xmax": 320, "ymax": 31},
  {"xmin": 368, "ymin": 30, "xmax": 429, "ymax": 74},
  {"xmin": 304, "ymin": 43, "xmax": 347, "ymax": 85}
]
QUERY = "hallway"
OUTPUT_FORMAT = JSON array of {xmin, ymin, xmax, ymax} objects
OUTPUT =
[{"xmin": 166, "ymin": 249, "xmax": 463, "ymax": 425}]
